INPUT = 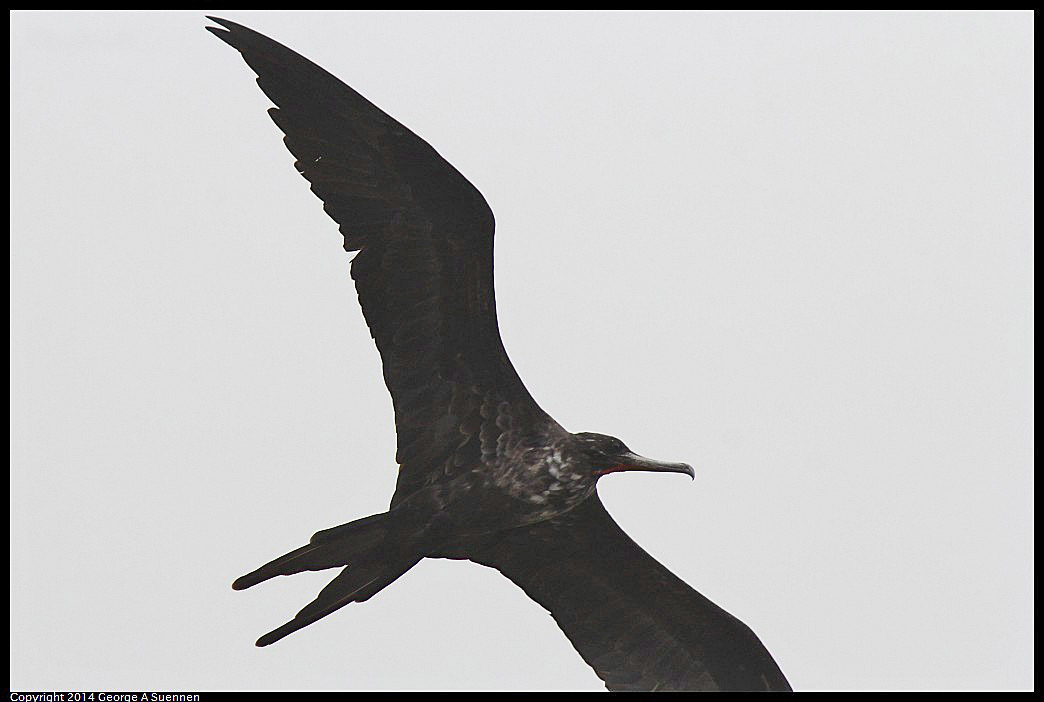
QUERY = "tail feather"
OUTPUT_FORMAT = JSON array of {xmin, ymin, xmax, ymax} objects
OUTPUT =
[
  {"xmin": 309, "ymin": 511, "xmax": 389, "ymax": 544},
  {"xmin": 255, "ymin": 555, "xmax": 418, "ymax": 647},
  {"xmin": 232, "ymin": 511, "xmax": 391, "ymax": 591},
  {"xmin": 233, "ymin": 510, "xmax": 420, "ymax": 646}
]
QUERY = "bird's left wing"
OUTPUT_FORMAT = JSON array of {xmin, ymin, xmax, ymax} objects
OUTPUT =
[
  {"xmin": 207, "ymin": 18, "xmax": 550, "ymax": 504},
  {"xmin": 469, "ymin": 493, "xmax": 792, "ymax": 692}
]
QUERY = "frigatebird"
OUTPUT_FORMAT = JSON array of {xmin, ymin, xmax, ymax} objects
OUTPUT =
[{"xmin": 207, "ymin": 17, "xmax": 791, "ymax": 692}]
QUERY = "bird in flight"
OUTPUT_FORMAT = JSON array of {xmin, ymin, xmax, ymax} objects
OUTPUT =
[{"xmin": 207, "ymin": 16, "xmax": 791, "ymax": 692}]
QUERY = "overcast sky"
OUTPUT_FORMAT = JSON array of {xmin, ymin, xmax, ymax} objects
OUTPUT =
[{"xmin": 10, "ymin": 10, "xmax": 1033, "ymax": 691}]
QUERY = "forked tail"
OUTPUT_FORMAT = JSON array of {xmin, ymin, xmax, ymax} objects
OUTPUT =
[{"xmin": 233, "ymin": 511, "xmax": 420, "ymax": 646}]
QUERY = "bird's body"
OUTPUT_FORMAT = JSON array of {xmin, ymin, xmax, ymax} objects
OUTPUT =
[{"xmin": 208, "ymin": 16, "xmax": 790, "ymax": 691}]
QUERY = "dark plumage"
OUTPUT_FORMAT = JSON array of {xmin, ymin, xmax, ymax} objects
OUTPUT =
[{"xmin": 208, "ymin": 16, "xmax": 790, "ymax": 692}]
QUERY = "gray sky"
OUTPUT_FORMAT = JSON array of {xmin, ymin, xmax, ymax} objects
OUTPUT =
[{"xmin": 10, "ymin": 10, "xmax": 1033, "ymax": 691}]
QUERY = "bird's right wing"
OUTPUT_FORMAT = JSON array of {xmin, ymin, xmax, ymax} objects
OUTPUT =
[
  {"xmin": 468, "ymin": 494, "xmax": 792, "ymax": 692},
  {"xmin": 206, "ymin": 18, "xmax": 549, "ymax": 503}
]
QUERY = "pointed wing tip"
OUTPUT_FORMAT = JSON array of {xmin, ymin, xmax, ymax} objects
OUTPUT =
[
  {"xmin": 205, "ymin": 24, "xmax": 234, "ymax": 46},
  {"xmin": 204, "ymin": 16, "xmax": 235, "ymax": 29},
  {"xmin": 205, "ymin": 17, "xmax": 248, "ymax": 49},
  {"xmin": 204, "ymin": 16, "xmax": 277, "ymax": 46}
]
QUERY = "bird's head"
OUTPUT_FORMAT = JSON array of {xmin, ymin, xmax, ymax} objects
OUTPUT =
[{"xmin": 572, "ymin": 432, "xmax": 694, "ymax": 481}]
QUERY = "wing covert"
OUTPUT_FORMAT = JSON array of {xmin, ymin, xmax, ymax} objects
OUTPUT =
[
  {"xmin": 469, "ymin": 494, "xmax": 792, "ymax": 692},
  {"xmin": 207, "ymin": 18, "xmax": 543, "ymax": 501}
]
